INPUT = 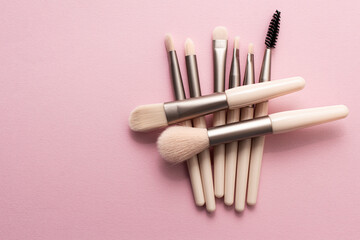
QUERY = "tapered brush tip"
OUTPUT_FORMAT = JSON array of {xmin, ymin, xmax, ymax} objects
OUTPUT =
[
  {"xmin": 248, "ymin": 43, "xmax": 254, "ymax": 54},
  {"xmin": 165, "ymin": 34, "xmax": 175, "ymax": 52},
  {"xmin": 157, "ymin": 126, "xmax": 210, "ymax": 163},
  {"xmin": 185, "ymin": 38, "xmax": 196, "ymax": 56},
  {"xmin": 265, "ymin": 10, "xmax": 281, "ymax": 48},
  {"xmin": 212, "ymin": 26, "xmax": 228, "ymax": 40},
  {"xmin": 129, "ymin": 103, "xmax": 168, "ymax": 132},
  {"xmin": 234, "ymin": 36, "xmax": 240, "ymax": 49}
]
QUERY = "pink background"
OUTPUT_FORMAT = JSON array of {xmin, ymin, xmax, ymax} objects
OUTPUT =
[{"xmin": 0, "ymin": 0, "xmax": 359, "ymax": 239}]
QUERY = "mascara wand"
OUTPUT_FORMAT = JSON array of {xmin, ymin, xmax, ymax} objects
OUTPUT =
[{"xmin": 247, "ymin": 10, "xmax": 281, "ymax": 206}]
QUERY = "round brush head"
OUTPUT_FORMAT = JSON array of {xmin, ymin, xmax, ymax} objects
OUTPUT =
[{"xmin": 157, "ymin": 126, "xmax": 210, "ymax": 163}]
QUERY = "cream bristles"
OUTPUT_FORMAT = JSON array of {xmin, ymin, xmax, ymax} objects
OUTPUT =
[
  {"xmin": 164, "ymin": 34, "xmax": 175, "ymax": 52},
  {"xmin": 185, "ymin": 38, "xmax": 196, "ymax": 56},
  {"xmin": 157, "ymin": 126, "xmax": 209, "ymax": 163},
  {"xmin": 234, "ymin": 37, "xmax": 240, "ymax": 49},
  {"xmin": 248, "ymin": 43, "xmax": 254, "ymax": 54},
  {"xmin": 212, "ymin": 26, "xmax": 228, "ymax": 40},
  {"xmin": 129, "ymin": 103, "xmax": 168, "ymax": 132}
]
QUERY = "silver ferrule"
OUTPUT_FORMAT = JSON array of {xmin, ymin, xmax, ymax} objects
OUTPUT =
[
  {"xmin": 207, "ymin": 116, "xmax": 273, "ymax": 146},
  {"xmin": 243, "ymin": 53, "xmax": 255, "ymax": 86},
  {"xmin": 259, "ymin": 48, "xmax": 271, "ymax": 83},
  {"xmin": 185, "ymin": 55, "xmax": 202, "ymax": 98},
  {"xmin": 229, "ymin": 47, "xmax": 240, "ymax": 89},
  {"xmin": 168, "ymin": 51, "xmax": 186, "ymax": 100},
  {"xmin": 213, "ymin": 40, "xmax": 228, "ymax": 92},
  {"xmin": 163, "ymin": 93, "xmax": 229, "ymax": 124}
]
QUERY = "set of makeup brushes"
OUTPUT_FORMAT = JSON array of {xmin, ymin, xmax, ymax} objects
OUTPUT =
[{"xmin": 129, "ymin": 10, "xmax": 349, "ymax": 213}]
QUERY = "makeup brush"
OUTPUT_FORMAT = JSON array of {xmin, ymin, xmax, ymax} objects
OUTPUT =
[
  {"xmin": 247, "ymin": 10, "xmax": 281, "ymax": 206},
  {"xmin": 234, "ymin": 43, "xmax": 255, "ymax": 211},
  {"xmin": 212, "ymin": 26, "xmax": 228, "ymax": 197},
  {"xmin": 157, "ymin": 105, "xmax": 349, "ymax": 163},
  {"xmin": 224, "ymin": 37, "xmax": 241, "ymax": 205},
  {"xmin": 129, "ymin": 76, "xmax": 304, "ymax": 132},
  {"xmin": 185, "ymin": 38, "xmax": 215, "ymax": 212},
  {"xmin": 165, "ymin": 34, "xmax": 205, "ymax": 207}
]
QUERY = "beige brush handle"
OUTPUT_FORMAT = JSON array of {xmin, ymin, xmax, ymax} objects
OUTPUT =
[
  {"xmin": 234, "ymin": 106, "xmax": 254, "ymax": 211},
  {"xmin": 225, "ymin": 77, "xmax": 305, "ymax": 110},
  {"xmin": 180, "ymin": 120, "xmax": 205, "ymax": 206},
  {"xmin": 193, "ymin": 116, "xmax": 216, "ymax": 212},
  {"xmin": 213, "ymin": 110, "xmax": 226, "ymax": 198},
  {"xmin": 224, "ymin": 108, "xmax": 240, "ymax": 205},
  {"xmin": 247, "ymin": 101, "xmax": 268, "ymax": 205},
  {"xmin": 270, "ymin": 105, "xmax": 349, "ymax": 134}
]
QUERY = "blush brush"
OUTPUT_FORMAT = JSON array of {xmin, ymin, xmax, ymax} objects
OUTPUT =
[{"xmin": 157, "ymin": 105, "xmax": 349, "ymax": 164}]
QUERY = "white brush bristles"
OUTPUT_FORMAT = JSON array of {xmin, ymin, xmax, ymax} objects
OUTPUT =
[
  {"xmin": 212, "ymin": 26, "xmax": 228, "ymax": 40},
  {"xmin": 234, "ymin": 37, "xmax": 240, "ymax": 49},
  {"xmin": 165, "ymin": 34, "xmax": 175, "ymax": 52},
  {"xmin": 185, "ymin": 38, "xmax": 196, "ymax": 56},
  {"xmin": 248, "ymin": 43, "xmax": 254, "ymax": 54},
  {"xmin": 157, "ymin": 126, "xmax": 210, "ymax": 164},
  {"xmin": 129, "ymin": 103, "xmax": 168, "ymax": 132}
]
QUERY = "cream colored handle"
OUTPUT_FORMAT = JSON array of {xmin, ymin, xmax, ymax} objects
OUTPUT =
[
  {"xmin": 193, "ymin": 117, "xmax": 216, "ymax": 212},
  {"xmin": 180, "ymin": 120, "xmax": 205, "ymax": 206},
  {"xmin": 225, "ymin": 77, "xmax": 305, "ymax": 110},
  {"xmin": 247, "ymin": 101, "xmax": 268, "ymax": 206},
  {"xmin": 234, "ymin": 107, "xmax": 254, "ymax": 211},
  {"xmin": 224, "ymin": 108, "xmax": 241, "ymax": 205},
  {"xmin": 270, "ymin": 105, "xmax": 349, "ymax": 134},
  {"xmin": 213, "ymin": 110, "xmax": 226, "ymax": 198}
]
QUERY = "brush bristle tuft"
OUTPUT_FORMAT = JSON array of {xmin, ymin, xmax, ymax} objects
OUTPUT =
[
  {"xmin": 165, "ymin": 34, "xmax": 175, "ymax": 52},
  {"xmin": 157, "ymin": 126, "xmax": 209, "ymax": 163},
  {"xmin": 265, "ymin": 10, "xmax": 281, "ymax": 48},
  {"xmin": 234, "ymin": 37, "xmax": 240, "ymax": 49},
  {"xmin": 248, "ymin": 43, "xmax": 254, "ymax": 54},
  {"xmin": 212, "ymin": 26, "xmax": 228, "ymax": 40},
  {"xmin": 185, "ymin": 38, "xmax": 196, "ymax": 56},
  {"xmin": 129, "ymin": 103, "xmax": 168, "ymax": 132}
]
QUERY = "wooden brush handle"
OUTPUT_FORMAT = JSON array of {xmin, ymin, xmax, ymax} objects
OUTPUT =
[
  {"xmin": 224, "ymin": 108, "xmax": 240, "ymax": 205},
  {"xmin": 234, "ymin": 107, "xmax": 254, "ymax": 211},
  {"xmin": 180, "ymin": 120, "xmax": 205, "ymax": 206},
  {"xmin": 213, "ymin": 110, "xmax": 226, "ymax": 198},
  {"xmin": 193, "ymin": 117, "xmax": 216, "ymax": 212},
  {"xmin": 247, "ymin": 101, "xmax": 268, "ymax": 205}
]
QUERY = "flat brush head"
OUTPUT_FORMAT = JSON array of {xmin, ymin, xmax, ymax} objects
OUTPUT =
[
  {"xmin": 234, "ymin": 36, "xmax": 240, "ymax": 49},
  {"xmin": 185, "ymin": 38, "xmax": 196, "ymax": 56},
  {"xmin": 157, "ymin": 126, "xmax": 209, "ymax": 163},
  {"xmin": 265, "ymin": 10, "xmax": 281, "ymax": 48},
  {"xmin": 212, "ymin": 26, "xmax": 228, "ymax": 40},
  {"xmin": 165, "ymin": 34, "xmax": 175, "ymax": 52},
  {"xmin": 129, "ymin": 103, "xmax": 168, "ymax": 132}
]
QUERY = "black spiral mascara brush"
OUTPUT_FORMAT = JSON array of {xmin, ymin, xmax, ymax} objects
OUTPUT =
[{"xmin": 247, "ymin": 10, "xmax": 281, "ymax": 205}]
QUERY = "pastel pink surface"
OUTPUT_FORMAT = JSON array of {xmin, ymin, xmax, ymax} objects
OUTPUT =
[{"xmin": 0, "ymin": 0, "xmax": 359, "ymax": 239}]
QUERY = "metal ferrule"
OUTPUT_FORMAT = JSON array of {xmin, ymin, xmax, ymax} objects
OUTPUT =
[
  {"xmin": 259, "ymin": 48, "xmax": 271, "ymax": 83},
  {"xmin": 243, "ymin": 52, "xmax": 255, "ymax": 107},
  {"xmin": 207, "ymin": 116, "xmax": 273, "ymax": 146},
  {"xmin": 213, "ymin": 40, "xmax": 228, "ymax": 92},
  {"xmin": 185, "ymin": 55, "xmax": 202, "ymax": 98},
  {"xmin": 163, "ymin": 93, "xmax": 229, "ymax": 124},
  {"xmin": 168, "ymin": 51, "xmax": 186, "ymax": 100},
  {"xmin": 229, "ymin": 48, "xmax": 240, "ymax": 89}
]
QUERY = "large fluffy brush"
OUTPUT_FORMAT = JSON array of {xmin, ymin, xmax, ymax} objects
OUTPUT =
[
  {"xmin": 247, "ymin": 10, "xmax": 281, "ymax": 206},
  {"xmin": 157, "ymin": 105, "xmax": 349, "ymax": 163},
  {"xmin": 129, "ymin": 77, "xmax": 305, "ymax": 132}
]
